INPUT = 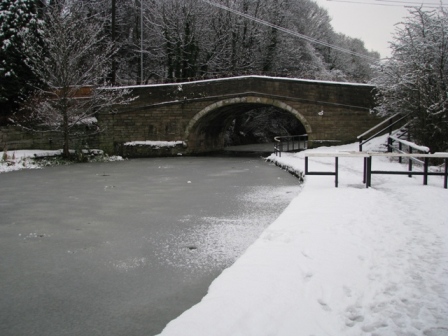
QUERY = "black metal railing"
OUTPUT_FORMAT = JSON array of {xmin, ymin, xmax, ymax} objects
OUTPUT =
[
  {"xmin": 358, "ymin": 113, "xmax": 409, "ymax": 151},
  {"xmin": 386, "ymin": 122, "xmax": 411, "ymax": 153},
  {"xmin": 387, "ymin": 133, "xmax": 430, "ymax": 176},
  {"xmin": 304, "ymin": 152, "xmax": 448, "ymax": 189},
  {"xmin": 274, "ymin": 134, "xmax": 308, "ymax": 157},
  {"xmin": 365, "ymin": 153, "xmax": 448, "ymax": 188}
]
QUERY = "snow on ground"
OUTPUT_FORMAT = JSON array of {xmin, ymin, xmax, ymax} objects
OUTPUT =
[
  {"xmin": 0, "ymin": 150, "xmax": 58, "ymax": 173},
  {"xmin": 0, "ymin": 149, "xmax": 123, "ymax": 173},
  {"xmin": 158, "ymin": 135, "xmax": 448, "ymax": 336}
]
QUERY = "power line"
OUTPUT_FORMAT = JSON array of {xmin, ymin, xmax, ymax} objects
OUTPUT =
[
  {"xmin": 377, "ymin": 0, "xmax": 446, "ymax": 5},
  {"xmin": 327, "ymin": 0, "xmax": 448, "ymax": 7},
  {"xmin": 328, "ymin": 0, "xmax": 411, "ymax": 6},
  {"xmin": 201, "ymin": 0, "xmax": 380, "ymax": 62}
]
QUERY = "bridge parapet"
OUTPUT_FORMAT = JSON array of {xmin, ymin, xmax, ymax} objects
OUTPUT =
[
  {"xmin": 99, "ymin": 76, "xmax": 379, "ymax": 156},
  {"xmin": 116, "ymin": 76, "xmax": 375, "ymax": 111}
]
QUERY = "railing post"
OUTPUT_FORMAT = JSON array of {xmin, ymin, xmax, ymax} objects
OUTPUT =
[
  {"xmin": 398, "ymin": 142, "xmax": 402, "ymax": 163},
  {"xmin": 408, "ymin": 147, "xmax": 413, "ymax": 177},
  {"xmin": 366, "ymin": 156, "xmax": 372, "ymax": 188},
  {"xmin": 388, "ymin": 136, "xmax": 393, "ymax": 153},
  {"xmin": 363, "ymin": 157, "xmax": 366, "ymax": 184},
  {"xmin": 423, "ymin": 157, "xmax": 429, "ymax": 185},
  {"xmin": 445, "ymin": 158, "xmax": 447, "ymax": 189},
  {"xmin": 335, "ymin": 157, "xmax": 339, "ymax": 188},
  {"xmin": 305, "ymin": 156, "xmax": 309, "ymax": 174},
  {"xmin": 359, "ymin": 139, "xmax": 363, "ymax": 152}
]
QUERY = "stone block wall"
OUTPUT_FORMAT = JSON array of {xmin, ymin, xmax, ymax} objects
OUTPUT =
[
  {"xmin": 118, "ymin": 142, "xmax": 187, "ymax": 158},
  {"xmin": 0, "ymin": 126, "xmax": 57, "ymax": 151},
  {"xmin": 0, "ymin": 126, "xmax": 99, "ymax": 152},
  {"xmin": 98, "ymin": 105, "xmax": 190, "ymax": 154}
]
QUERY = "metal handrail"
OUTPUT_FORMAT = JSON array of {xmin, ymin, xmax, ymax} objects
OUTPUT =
[
  {"xmin": 304, "ymin": 152, "xmax": 448, "ymax": 189},
  {"xmin": 388, "ymin": 134, "xmax": 430, "ymax": 171},
  {"xmin": 358, "ymin": 113, "xmax": 410, "ymax": 151},
  {"xmin": 390, "ymin": 120, "xmax": 411, "ymax": 137},
  {"xmin": 357, "ymin": 113, "xmax": 401, "ymax": 140},
  {"xmin": 274, "ymin": 134, "xmax": 308, "ymax": 157}
]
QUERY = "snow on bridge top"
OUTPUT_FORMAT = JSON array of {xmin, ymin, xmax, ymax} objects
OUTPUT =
[{"xmin": 115, "ymin": 75, "xmax": 375, "ymax": 90}]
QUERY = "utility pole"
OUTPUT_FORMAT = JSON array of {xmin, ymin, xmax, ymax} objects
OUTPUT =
[
  {"xmin": 111, "ymin": 0, "xmax": 116, "ymax": 85},
  {"xmin": 140, "ymin": 0, "xmax": 144, "ymax": 84}
]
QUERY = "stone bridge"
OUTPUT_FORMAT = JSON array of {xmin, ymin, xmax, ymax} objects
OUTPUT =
[{"xmin": 99, "ymin": 76, "xmax": 380, "ymax": 156}]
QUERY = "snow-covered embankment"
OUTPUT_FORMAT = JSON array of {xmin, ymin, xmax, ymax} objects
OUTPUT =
[{"xmin": 157, "ymin": 135, "xmax": 448, "ymax": 336}]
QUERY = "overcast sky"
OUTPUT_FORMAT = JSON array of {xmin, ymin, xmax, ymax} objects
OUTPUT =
[{"xmin": 312, "ymin": 0, "xmax": 417, "ymax": 58}]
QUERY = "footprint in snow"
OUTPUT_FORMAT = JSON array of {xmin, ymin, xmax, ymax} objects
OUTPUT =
[
  {"xmin": 301, "ymin": 250, "xmax": 312, "ymax": 259},
  {"xmin": 345, "ymin": 305, "xmax": 364, "ymax": 327},
  {"xmin": 318, "ymin": 299, "xmax": 331, "ymax": 312},
  {"xmin": 304, "ymin": 272, "xmax": 314, "ymax": 281}
]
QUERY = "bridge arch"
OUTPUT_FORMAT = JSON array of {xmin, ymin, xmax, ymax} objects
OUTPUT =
[{"xmin": 184, "ymin": 96, "xmax": 312, "ymax": 153}]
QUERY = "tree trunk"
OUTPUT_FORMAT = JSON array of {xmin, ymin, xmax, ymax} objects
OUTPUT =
[{"xmin": 62, "ymin": 106, "xmax": 70, "ymax": 158}]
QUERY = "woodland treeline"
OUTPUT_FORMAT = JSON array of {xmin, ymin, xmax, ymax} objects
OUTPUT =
[
  {"xmin": 110, "ymin": 0, "xmax": 380, "ymax": 84},
  {"xmin": 1, "ymin": 0, "xmax": 380, "ymax": 121}
]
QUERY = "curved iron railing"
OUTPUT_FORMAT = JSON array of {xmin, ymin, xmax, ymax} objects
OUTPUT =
[{"xmin": 274, "ymin": 134, "xmax": 308, "ymax": 156}]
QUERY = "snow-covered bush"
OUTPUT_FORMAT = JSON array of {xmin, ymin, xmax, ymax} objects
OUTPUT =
[{"xmin": 372, "ymin": 8, "xmax": 448, "ymax": 152}]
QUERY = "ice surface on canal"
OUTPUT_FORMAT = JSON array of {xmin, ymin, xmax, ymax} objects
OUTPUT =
[{"xmin": 148, "ymin": 185, "xmax": 300, "ymax": 272}]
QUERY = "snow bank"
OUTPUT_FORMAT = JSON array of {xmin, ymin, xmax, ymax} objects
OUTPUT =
[
  {"xmin": 158, "ymin": 135, "xmax": 448, "ymax": 336},
  {"xmin": 0, "ymin": 149, "xmax": 122, "ymax": 173},
  {"xmin": 1, "ymin": 149, "xmax": 62, "ymax": 159},
  {"xmin": 0, "ymin": 150, "xmax": 59, "ymax": 173}
]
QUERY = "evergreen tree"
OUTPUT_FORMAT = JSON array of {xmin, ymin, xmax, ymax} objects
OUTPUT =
[{"xmin": 0, "ymin": 0, "xmax": 43, "ymax": 123}]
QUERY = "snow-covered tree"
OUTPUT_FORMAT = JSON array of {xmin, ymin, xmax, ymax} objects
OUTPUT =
[
  {"xmin": 373, "ymin": 8, "xmax": 448, "ymax": 152},
  {"xmin": 327, "ymin": 34, "xmax": 379, "ymax": 83},
  {"xmin": 0, "ymin": 0, "xmax": 43, "ymax": 123},
  {"xmin": 158, "ymin": 0, "xmax": 203, "ymax": 79},
  {"xmin": 76, "ymin": 0, "xmax": 376, "ymax": 84},
  {"xmin": 3, "ymin": 0, "xmax": 381, "ymax": 113},
  {"xmin": 13, "ymin": 0, "xmax": 132, "ymax": 157}
]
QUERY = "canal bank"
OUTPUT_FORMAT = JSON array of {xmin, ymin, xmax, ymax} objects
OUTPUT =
[{"xmin": 157, "ymin": 136, "xmax": 448, "ymax": 336}]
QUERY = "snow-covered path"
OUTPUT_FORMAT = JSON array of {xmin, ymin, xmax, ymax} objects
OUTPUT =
[{"xmin": 158, "ymin": 136, "xmax": 448, "ymax": 336}]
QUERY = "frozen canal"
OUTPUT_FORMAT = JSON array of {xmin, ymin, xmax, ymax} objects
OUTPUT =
[{"xmin": 0, "ymin": 156, "xmax": 301, "ymax": 336}]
